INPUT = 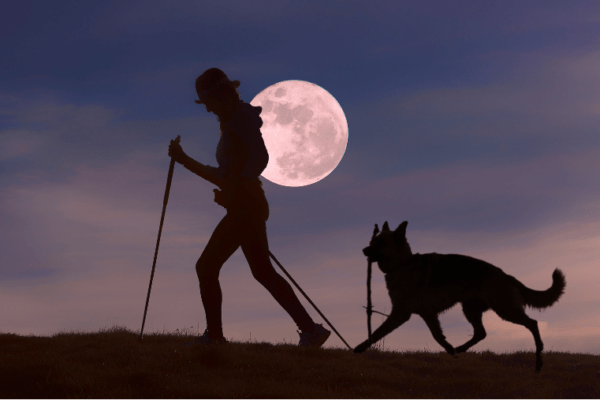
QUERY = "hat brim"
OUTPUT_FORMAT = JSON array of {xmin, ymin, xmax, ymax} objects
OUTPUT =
[{"xmin": 194, "ymin": 89, "xmax": 212, "ymax": 104}]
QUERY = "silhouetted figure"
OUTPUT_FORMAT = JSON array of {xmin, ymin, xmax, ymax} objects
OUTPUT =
[{"xmin": 168, "ymin": 68, "xmax": 330, "ymax": 346}]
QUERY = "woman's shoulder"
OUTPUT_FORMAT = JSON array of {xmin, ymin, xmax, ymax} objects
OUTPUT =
[{"xmin": 227, "ymin": 101, "xmax": 264, "ymax": 132}]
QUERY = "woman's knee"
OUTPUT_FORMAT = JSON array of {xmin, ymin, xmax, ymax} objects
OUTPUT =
[{"xmin": 196, "ymin": 258, "xmax": 220, "ymax": 282}]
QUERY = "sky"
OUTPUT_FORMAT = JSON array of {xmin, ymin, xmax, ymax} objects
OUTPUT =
[{"xmin": 1, "ymin": 0, "xmax": 600, "ymax": 355}]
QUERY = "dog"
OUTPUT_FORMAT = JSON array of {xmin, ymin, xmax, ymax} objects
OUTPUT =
[{"xmin": 354, "ymin": 221, "xmax": 566, "ymax": 372}]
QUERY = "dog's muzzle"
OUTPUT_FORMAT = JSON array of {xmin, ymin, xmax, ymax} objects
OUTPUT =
[{"xmin": 363, "ymin": 246, "xmax": 375, "ymax": 261}]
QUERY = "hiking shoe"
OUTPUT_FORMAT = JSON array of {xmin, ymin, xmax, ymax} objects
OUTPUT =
[
  {"xmin": 183, "ymin": 329, "xmax": 228, "ymax": 346},
  {"xmin": 298, "ymin": 323, "xmax": 331, "ymax": 347}
]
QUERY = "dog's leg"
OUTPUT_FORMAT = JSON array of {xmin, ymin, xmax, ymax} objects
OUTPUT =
[
  {"xmin": 494, "ymin": 307, "xmax": 544, "ymax": 372},
  {"xmin": 354, "ymin": 311, "xmax": 411, "ymax": 353},
  {"xmin": 421, "ymin": 314, "xmax": 456, "ymax": 356},
  {"xmin": 456, "ymin": 300, "xmax": 488, "ymax": 353}
]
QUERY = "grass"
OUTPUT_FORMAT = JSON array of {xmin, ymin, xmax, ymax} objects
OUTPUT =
[{"xmin": 1, "ymin": 325, "xmax": 599, "ymax": 398}]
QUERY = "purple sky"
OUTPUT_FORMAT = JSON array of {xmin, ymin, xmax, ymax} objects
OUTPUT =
[{"xmin": 1, "ymin": 1, "xmax": 599, "ymax": 354}]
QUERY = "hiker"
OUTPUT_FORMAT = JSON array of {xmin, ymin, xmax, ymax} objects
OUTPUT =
[{"xmin": 168, "ymin": 68, "xmax": 331, "ymax": 347}]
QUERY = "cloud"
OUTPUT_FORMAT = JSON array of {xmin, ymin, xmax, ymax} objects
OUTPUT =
[
  {"xmin": 15, "ymin": 102, "xmax": 116, "ymax": 134},
  {"xmin": 89, "ymin": 0, "xmax": 305, "ymax": 38},
  {"xmin": 342, "ymin": 49, "xmax": 600, "ymax": 174},
  {"xmin": 392, "ymin": 50, "xmax": 600, "ymax": 129},
  {"xmin": 0, "ymin": 91, "xmax": 219, "ymax": 180},
  {"xmin": 0, "ymin": 154, "xmax": 220, "ymax": 280},
  {"xmin": 334, "ymin": 49, "xmax": 600, "ymax": 217},
  {"xmin": 0, "ymin": 130, "xmax": 46, "ymax": 161},
  {"xmin": 264, "ymin": 143, "xmax": 600, "ymax": 242}
]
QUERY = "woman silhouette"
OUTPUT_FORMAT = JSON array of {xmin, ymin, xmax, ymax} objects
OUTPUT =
[{"xmin": 168, "ymin": 68, "xmax": 330, "ymax": 346}]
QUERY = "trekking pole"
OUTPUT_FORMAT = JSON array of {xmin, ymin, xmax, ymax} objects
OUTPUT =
[
  {"xmin": 268, "ymin": 250, "xmax": 353, "ymax": 350},
  {"xmin": 362, "ymin": 306, "xmax": 389, "ymax": 318},
  {"xmin": 140, "ymin": 135, "xmax": 181, "ymax": 341},
  {"xmin": 366, "ymin": 224, "xmax": 380, "ymax": 347},
  {"xmin": 367, "ymin": 259, "xmax": 373, "ymax": 346}
]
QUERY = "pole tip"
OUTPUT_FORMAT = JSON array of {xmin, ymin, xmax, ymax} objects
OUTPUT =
[{"xmin": 372, "ymin": 224, "xmax": 379, "ymax": 238}]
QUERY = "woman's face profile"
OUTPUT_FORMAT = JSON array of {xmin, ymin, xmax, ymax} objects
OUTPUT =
[{"xmin": 202, "ymin": 93, "xmax": 224, "ymax": 115}]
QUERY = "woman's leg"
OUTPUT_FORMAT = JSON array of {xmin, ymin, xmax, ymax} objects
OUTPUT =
[
  {"xmin": 196, "ymin": 215, "xmax": 240, "ymax": 339},
  {"xmin": 240, "ymin": 217, "xmax": 315, "ymax": 333}
]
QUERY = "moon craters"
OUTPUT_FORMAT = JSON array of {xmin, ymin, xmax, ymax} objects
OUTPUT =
[{"xmin": 251, "ymin": 80, "xmax": 348, "ymax": 187}]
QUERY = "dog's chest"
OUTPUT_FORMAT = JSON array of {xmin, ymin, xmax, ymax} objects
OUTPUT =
[{"xmin": 384, "ymin": 256, "xmax": 427, "ymax": 293}]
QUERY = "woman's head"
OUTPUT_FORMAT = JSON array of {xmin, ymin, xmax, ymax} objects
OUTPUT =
[{"xmin": 195, "ymin": 68, "xmax": 241, "ymax": 117}]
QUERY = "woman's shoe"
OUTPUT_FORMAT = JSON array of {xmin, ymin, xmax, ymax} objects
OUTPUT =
[
  {"xmin": 183, "ymin": 329, "xmax": 228, "ymax": 346},
  {"xmin": 298, "ymin": 323, "xmax": 331, "ymax": 347}
]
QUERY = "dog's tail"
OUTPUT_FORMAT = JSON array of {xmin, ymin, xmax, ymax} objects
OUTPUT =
[{"xmin": 518, "ymin": 268, "xmax": 566, "ymax": 310}]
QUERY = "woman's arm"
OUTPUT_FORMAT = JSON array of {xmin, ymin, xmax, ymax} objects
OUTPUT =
[
  {"xmin": 168, "ymin": 139, "xmax": 225, "ymax": 188},
  {"xmin": 181, "ymin": 155, "xmax": 225, "ymax": 188}
]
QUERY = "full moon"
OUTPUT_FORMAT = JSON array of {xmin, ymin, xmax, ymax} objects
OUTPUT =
[{"xmin": 250, "ymin": 80, "xmax": 348, "ymax": 187}]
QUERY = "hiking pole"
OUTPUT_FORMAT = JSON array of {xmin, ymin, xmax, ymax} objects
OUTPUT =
[
  {"xmin": 367, "ymin": 259, "xmax": 373, "ymax": 346},
  {"xmin": 268, "ymin": 250, "xmax": 353, "ymax": 350},
  {"xmin": 366, "ymin": 224, "xmax": 380, "ymax": 347},
  {"xmin": 362, "ymin": 306, "xmax": 389, "ymax": 318},
  {"xmin": 140, "ymin": 135, "xmax": 181, "ymax": 341}
]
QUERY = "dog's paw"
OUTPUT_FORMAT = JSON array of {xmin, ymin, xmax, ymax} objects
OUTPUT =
[{"xmin": 354, "ymin": 342, "xmax": 369, "ymax": 353}]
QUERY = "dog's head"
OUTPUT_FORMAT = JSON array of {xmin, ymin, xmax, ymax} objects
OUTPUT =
[{"xmin": 363, "ymin": 221, "xmax": 412, "ymax": 274}]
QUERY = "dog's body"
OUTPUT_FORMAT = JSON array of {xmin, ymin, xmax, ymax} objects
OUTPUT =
[{"xmin": 354, "ymin": 221, "xmax": 566, "ymax": 372}]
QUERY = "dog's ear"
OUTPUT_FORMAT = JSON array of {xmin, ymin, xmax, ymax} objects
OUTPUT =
[
  {"xmin": 394, "ymin": 221, "xmax": 408, "ymax": 238},
  {"xmin": 382, "ymin": 221, "xmax": 390, "ymax": 232}
]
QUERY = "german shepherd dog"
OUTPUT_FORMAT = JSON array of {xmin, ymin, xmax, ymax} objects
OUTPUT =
[{"xmin": 354, "ymin": 221, "xmax": 566, "ymax": 372}]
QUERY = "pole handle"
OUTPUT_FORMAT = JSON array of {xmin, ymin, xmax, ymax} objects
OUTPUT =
[{"xmin": 163, "ymin": 135, "xmax": 181, "ymax": 206}]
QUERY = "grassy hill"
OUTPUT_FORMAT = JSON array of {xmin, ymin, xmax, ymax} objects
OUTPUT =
[{"xmin": 0, "ymin": 325, "xmax": 598, "ymax": 398}]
